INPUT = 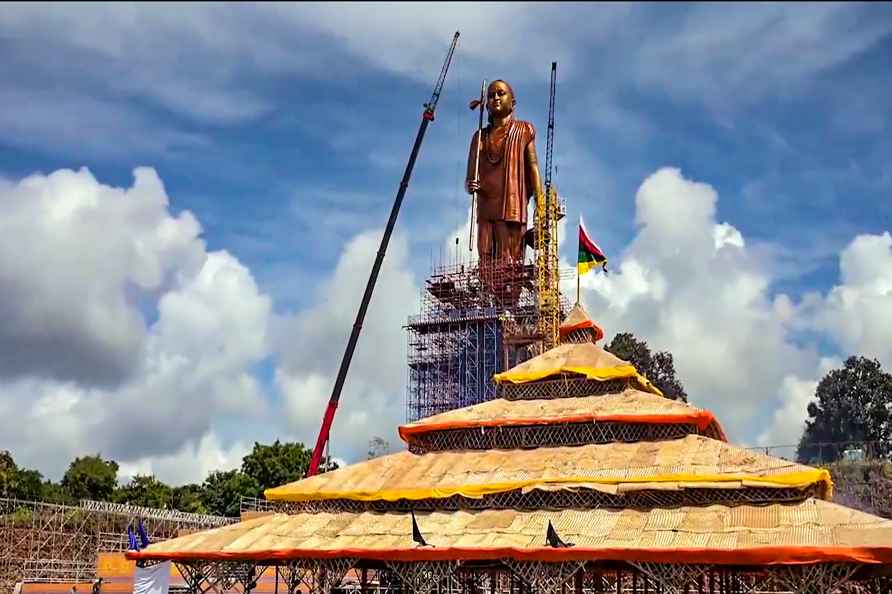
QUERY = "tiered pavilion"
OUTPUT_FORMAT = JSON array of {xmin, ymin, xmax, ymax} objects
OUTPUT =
[{"xmin": 128, "ymin": 306, "xmax": 892, "ymax": 594}]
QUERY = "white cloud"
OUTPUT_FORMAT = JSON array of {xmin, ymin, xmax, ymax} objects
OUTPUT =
[
  {"xmin": 274, "ymin": 228, "xmax": 418, "ymax": 462},
  {"xmin": 0, "ymin": 166, "xmax": 204, "ymax": 385},
  {"xmin": 118, "ymin": 431, "xmax": 252, "ymax": 487},
  {"xmin": 749, "ymin": 229, "xmax": 892, "ymax": 450},
  {"xmin": 573, "ymin": 167, "xmax": 892, "ymax": 449},
  {"xmin": 578, "ymin": 168, "xmax": 822, "ymax": 441},
  {"xmin": 0, "ymin": 88, "xmax": 208, "ymax": 158},
  {"xmin": 4, "ymin": 3, "xmax": 884, "ymax": 132},
  {"xmin": 803, "ymin": 232, "xmax": 892, "ymax": 367},
  {"xmin": 756, "ymin": 357, "xmax": 841, "ymax": 448},
  {"xmin": 0, "ymin": 168, "xmax": 272, "ymax": 482},
  {"xmin": 634, "ymin": 4, "xmax": 892, "ymax": 111},
  {"xmin": 714, "ymin": 223, "xmax": 745, "ymax": 250}
]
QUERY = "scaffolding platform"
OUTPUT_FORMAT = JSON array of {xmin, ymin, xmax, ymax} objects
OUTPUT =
[
  {"xmin": 0, "ymin": 497, "xmax": 233, "ymax": 590},
  {"xmin": 406, "ymin": 258, "xmax": 568, "ymax": 422}
]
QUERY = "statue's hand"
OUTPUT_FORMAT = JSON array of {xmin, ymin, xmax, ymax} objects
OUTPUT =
[{"xmin": 466, "ymin": 179, "xmax": 481, "ymax": 194}]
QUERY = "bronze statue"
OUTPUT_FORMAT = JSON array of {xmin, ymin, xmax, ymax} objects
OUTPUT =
[{"xmin": 466, "ymin": 80, "xmax": 544, "ymax": 263}]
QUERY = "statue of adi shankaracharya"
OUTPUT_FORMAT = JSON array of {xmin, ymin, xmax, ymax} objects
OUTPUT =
[{"xmin": 466, "ymin": 80, "xmax": 544, "ymax": 264}]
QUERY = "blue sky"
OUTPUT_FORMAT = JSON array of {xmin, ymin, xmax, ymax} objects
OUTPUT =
[{"xmin": 1, "ymin": 3, "xmax": 891, "ymax": 483}]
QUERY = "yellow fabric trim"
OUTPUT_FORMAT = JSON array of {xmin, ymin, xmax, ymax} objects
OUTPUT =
[
  {"xmin": 492, "ymin": 364, "xmax": 664, "ymax": 397},
  {"xmin": 578, "ymin": 260, "xmax": 601, "ymax": 275},
  {"xmin": 265, "ymin": 469, "xmax": 833, "ymax": 502}
]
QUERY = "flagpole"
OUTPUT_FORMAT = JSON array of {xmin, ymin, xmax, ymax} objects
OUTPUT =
[{"xmin": 577, "ymin": 213, "xmax": 581, "ymax": 305}]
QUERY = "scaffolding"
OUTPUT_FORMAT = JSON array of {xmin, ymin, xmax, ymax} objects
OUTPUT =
[
  {"xmin": 406, "ymin": 258, "xmax": 569, "ymax": 422},
  {"xmin": 0, "ymin": 497, "xmax": 233, "ymax": 590}
]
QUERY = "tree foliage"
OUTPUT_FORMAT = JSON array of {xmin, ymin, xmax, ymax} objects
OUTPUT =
[
  {"xmin": 114, "ymin": 474, "xmax": 173, "ymax": 509},
  {"xmin": 13, "ymin": 469, "xmax": 44, "ymax": 501},
  {"xmin": 241, "ymin": 440, "xmax": 313, "ymax": 494},
  {"xmin": 39, "ymin": 480, "xmax": 71, "ymax": 505},
  {"xmin": 171, "ymin": 484, "xmax": 207, "ymax": 514},
  {"xmin": 2, "ymin": 440, "xmax": 330, "ymax": 516},
  {"xmin": 201, "ymin": 469, "xmax": 260, "ymax": 517},
  {"xmin": 0, "ymin": 451, "xmax": 17, "ymax": 498},
  {"xmin": 62, "ymin": 454, "xmax": 119, "ymax": 502},
  {"xmin": 0, "ymin": 450, "xmax": 47, "ymax": 502},
  {"xmin": 604, "ymin": 332, "xmax": 688, "ymax": 402},
  {"xmin": 0, "ymin": 451, "xmax": 44, "ymax": 501},
  {"xmin": 797, "ymin": 356, "xmax": 892, "ymax": 463}
]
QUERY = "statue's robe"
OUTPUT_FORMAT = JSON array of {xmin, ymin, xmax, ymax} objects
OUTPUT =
[{"xmin": 467, "ymin": 119, "xmax": 536, "ymax": 262}]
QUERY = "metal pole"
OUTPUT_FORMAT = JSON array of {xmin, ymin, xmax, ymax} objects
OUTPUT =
[{"xmin": 470, "ymin": 79, "xmax": 486, "ymax": 252}]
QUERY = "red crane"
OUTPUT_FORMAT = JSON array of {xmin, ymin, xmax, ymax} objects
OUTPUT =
[{"xmin": 305, "ymin": 32, "xmax": 461, "ymax": 478}]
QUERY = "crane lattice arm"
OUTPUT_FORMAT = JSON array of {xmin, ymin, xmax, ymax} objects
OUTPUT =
[{"xmin": 535, "ymin": 62, "xmax": 561, "ymax": 350}]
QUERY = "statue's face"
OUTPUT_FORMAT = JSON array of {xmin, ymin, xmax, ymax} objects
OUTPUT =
[{"xmin": 486, "ymin": 81, "xmax": 514, "ymax": 118}]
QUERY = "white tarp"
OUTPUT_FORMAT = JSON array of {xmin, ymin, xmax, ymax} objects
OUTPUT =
[{"xmin": 133, "ymin": 561, "xmax": 171, "ymax": 594}]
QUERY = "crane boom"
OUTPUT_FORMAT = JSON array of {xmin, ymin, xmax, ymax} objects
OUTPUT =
[
  {"xmin": 545, "ymin": 62, "xmax": 556, "ymax": 190},
  {"xmin": 305, "ymin": 32, "xmax": 460, "ymax": 478},
  {"xmin": 535, "ymin": 62, "xmax": 561, "ymax": 350}
]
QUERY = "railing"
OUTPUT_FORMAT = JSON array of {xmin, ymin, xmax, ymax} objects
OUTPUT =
[
  {"xmin": 1, "ymin": 497, "xmax": 236, "ymax": 586},
  {"xmin": 748, "ymin": 440, "xmax": 890, "ymax": 465},
  {"xmin": 22, "ymin": 559, "xmax": 93, "ymax": 584}
]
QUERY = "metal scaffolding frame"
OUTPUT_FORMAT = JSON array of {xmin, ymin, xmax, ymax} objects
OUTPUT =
[
  {"xmin": 168, "ymin": 558, "xmax": 890, "ymax": 594},
  {"xmin": 406, "ymin": 258, "xmax": 570, "ymax": 422},
  {"xmin": 0, "ymin": 497, "xmax": 233, "ymax": 590}
]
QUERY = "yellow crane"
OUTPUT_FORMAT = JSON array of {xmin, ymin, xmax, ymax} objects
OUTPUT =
[{"xmin": 535, "ymin": 62, "xmax": 561, "ymax": 349}]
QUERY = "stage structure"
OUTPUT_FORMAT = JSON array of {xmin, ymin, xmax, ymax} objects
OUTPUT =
[{"xmin": 0, "ymin": 497, "xmax": 232, "ymax": 590}]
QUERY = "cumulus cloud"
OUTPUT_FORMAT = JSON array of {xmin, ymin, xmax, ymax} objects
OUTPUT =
[
  {"xmin": 3, "ymin": 3, "xmax": 885, "ymax": 158},
  {"xmin": 756, "ymin": 357, "xmax": 841, "ymax": 449},
  {"xmin": 747, "ymin": 230, "xmax": 892, "ymax": 448},
  {"xmin": 2, "ymin": 160, "xmax": 890, "ymax": 483},
  {"xmin": 634, "ymin": 4, "xmax": 892, "ymax": 110},
  {"xmin": 802, "ymin": 232, "xmax": 892, "ymax": 367},
  {"xmin": 577, "ymin": 168, "xmax": 822, "ymax": 441},
  {"xmin": 0, "ymin": 167, "xmax": 205, "ymax": 385},
  {"xmin": 118, "ymin": 431, "xmax": 252, "ymax": 487},
  {"xmin": 274, "ymin": 229, "xmax": 418, "ymax": 462},
  {"xmin": 0, "ymin": 168, "xmax": 272, "ymax": 481}
]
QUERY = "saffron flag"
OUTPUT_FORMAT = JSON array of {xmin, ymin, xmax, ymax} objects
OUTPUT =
[{"xmin": 578, "ymin": 216, "xmax": 607, "ymax": 275}]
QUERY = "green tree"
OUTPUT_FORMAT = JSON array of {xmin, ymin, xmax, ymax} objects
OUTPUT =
[
  {"xmin": 201, "ymin": 470, "xmax": 259, "ymax": 517},
  {"xmin": 12, "ymin": 468, "xmax": 44, "ymax": 501},
  {"xmin": 115, "ymin": 474, "xmax": 172, "ymax": 509},
  {"xmin": 604, "ymin": 332, "xmax": 688, "ymax": 401},
  {"xmin": 0, "ymin": 451, "xmax": 18, "ymax": 497},
  {"xmin": 172, "ymin": 484, "xmax": 207, "ymax": 514},
  {"xmin": 40, "ymin": 480, "xmax": 72, "ymax": 505},
  {"xmin": 797, "ymin": 356, "xmax": 892, "ymax": 464},
  {"xmin": 0, "ymin": 451, "xmax": 46, "ymax": 501},
  {"xmin": 61, "ymin": 454, "xmax": 119, "ymax": 502},
  {"xmin": 241, "ymin": 440, "xmax": 313, "ymax": 493}
]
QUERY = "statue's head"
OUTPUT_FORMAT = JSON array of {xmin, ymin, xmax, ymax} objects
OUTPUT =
[{"xmin": 486, "ymin": 80, "xmax": 516, "ymax": 119}]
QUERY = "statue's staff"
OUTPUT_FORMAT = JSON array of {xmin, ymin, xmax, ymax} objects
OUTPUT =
[{"xmin": 468, "ymin": 79, "xmax": 486, "ymax": 252}]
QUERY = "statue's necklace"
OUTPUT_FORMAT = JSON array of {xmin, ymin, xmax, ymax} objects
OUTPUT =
[{"xmin": 484, "ymin": 125, "xmax": 508, "ymax": 165}]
